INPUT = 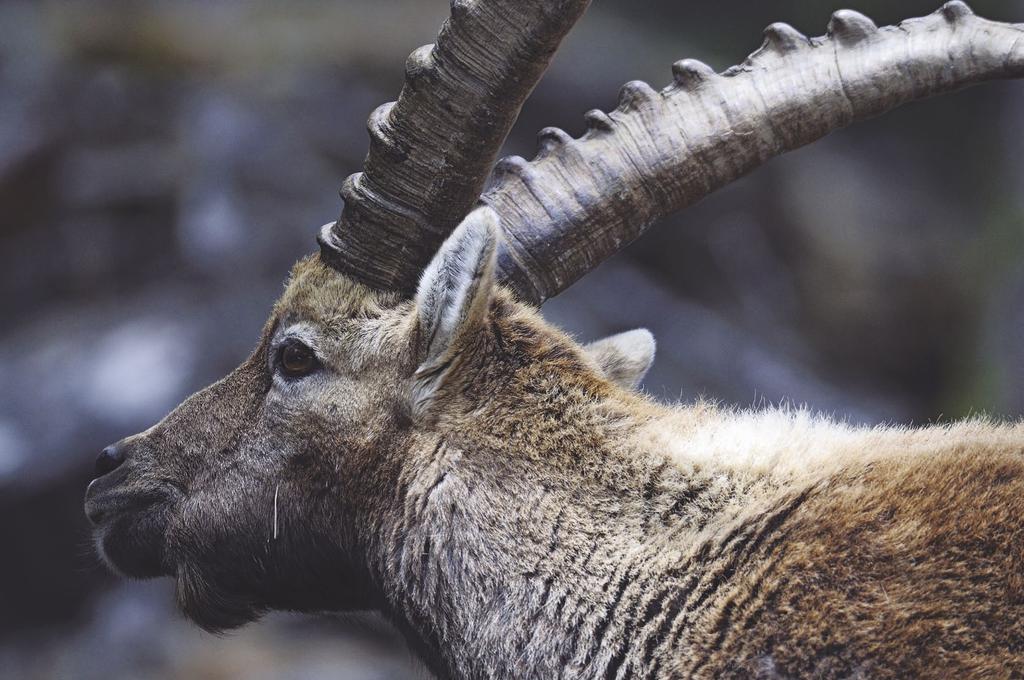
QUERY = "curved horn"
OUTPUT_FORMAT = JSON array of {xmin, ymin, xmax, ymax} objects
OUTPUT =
[
  {"xmin": 320, "ymin": 0, "xmax": 592, "ymax": 294},
  {"xmin": 486, "ymin": 1, "xmax": 1024, "ymax": 305}
]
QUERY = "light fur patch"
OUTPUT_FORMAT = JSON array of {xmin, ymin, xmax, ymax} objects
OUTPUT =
[{"xmin": 639, "ymin": 405, "xmax": 1024, "ymax": 483}]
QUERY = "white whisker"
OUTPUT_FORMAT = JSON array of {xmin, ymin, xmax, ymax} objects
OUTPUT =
[{"xmin": 273, "ymin": 483, "xmax": 280, "ymax": 541}]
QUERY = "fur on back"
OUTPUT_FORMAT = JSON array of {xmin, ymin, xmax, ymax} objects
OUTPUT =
[{"xmin": 647, "ymin": 405, "xmax": 1024, "ymax": 481}]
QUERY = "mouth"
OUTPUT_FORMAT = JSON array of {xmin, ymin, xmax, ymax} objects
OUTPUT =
[{"xmin": 85, "ymin": 469, "xmax": 175, "ymax": 578}]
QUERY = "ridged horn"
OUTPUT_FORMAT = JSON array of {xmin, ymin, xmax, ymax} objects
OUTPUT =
[
  {"xmin": 485, "ymin": 2, "xmax": 1023, "ymax": 304},
  {"xmin": 319, "ymin": 0, "xmax": 592, "ymax": 295}
]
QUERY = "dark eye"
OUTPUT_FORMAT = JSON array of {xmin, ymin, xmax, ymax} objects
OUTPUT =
[{"xmin": 279, "ymin": 340, "xmax": 318, "ymax": 378}]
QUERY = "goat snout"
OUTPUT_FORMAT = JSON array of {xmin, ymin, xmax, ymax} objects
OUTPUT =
[{"xmin": 94, "ymin": 442, "xmax": 126, "ymax": 478}]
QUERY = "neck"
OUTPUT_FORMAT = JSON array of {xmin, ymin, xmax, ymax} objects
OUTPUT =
[{"xmin": 360, "ymin": 389, "xmax": 751, "ymax": 678}]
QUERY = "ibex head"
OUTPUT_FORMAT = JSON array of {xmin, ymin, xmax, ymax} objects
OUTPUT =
[
  {"xmin": 85, "ymin": 207, "xmax": 655, "ymax": 631},
  {"xmin": 85, "ymin": 0, "xmax": 1023, "ymax": 671}
]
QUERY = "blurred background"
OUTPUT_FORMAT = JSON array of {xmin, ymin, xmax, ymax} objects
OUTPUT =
[{"xmin": 2, "ymin": 0, "xmax": 1022, "ymax": 677}]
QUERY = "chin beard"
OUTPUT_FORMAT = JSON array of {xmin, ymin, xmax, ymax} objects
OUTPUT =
[{"xmin": 175, "ymin": 561, "xmax": 265, "ymax": 633}]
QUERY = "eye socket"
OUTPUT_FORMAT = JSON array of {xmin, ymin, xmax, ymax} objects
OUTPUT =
[{"xmin": 278, "ymin": 340, "xmax": 319, "ymax": 378}]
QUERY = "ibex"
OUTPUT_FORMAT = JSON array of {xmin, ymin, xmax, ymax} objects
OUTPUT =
[{"xmin": 84, "ymin": 1, "xmax": 1024, "ymax": 677}]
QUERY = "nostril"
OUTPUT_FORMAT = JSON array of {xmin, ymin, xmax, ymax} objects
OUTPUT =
[{"xmin": 95, "ymin": 444, "xmax": 126, "ymax": 478}]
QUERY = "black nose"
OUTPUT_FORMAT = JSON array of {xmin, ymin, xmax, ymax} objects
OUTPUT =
[{"xmin": 95, "ymin": 443, "xmax": 126, "ymax": 478}]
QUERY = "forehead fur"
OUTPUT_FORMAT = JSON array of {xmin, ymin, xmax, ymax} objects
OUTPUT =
[{"xmin": 273, "ymin": 255, "xmax": 403, "ymax": 324}]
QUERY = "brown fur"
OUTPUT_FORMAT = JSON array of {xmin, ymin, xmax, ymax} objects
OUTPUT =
[{"xmin": 86, "ymin": 255, "xmax": 1024, "ymax": 679}]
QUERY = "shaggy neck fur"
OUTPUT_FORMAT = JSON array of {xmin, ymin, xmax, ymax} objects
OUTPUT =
[
  {"xmin": 366, "ymin": 403, "xmax": 737, "ymax": 678},
  {"xmin": 350, "ymin": 304, "xmax": 782, "ymax": 677}
]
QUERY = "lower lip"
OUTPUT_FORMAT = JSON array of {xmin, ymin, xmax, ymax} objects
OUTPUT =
[
  {"xmin": 85, "ymin": 483, "xmax": 174, "ymax": 527},
  {"xmin": 86, "ymin": 492, "xmax": 149, "ymax": 523},
  {"xmin": 84, "ymin": 496, "xmax": 114, "ymax": 526},
  {"xmin": 85, "ymin": 463, "xmax": 132, "ymax": 501}
]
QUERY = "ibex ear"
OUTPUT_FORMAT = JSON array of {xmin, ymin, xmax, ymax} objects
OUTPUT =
[
  {"xmin": 584, "ymin": 329, "xmax": 656, "ymax": 390},
  {"xmin": 412, "ymin": 207, "xmax": 499, "ymax": 414}
]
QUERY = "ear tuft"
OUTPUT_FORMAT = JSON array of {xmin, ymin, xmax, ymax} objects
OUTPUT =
[
  {"xmin": 413, "ymin": 207, "xmax": 499, "ymax": 415},
  {"xmin": 584, "ymin": 328, "xmax": 656, "ymax": 390}
]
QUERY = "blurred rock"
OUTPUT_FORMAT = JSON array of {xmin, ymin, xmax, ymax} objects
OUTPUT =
[
  {"xmin": 2, "ymin": 582, "xmax": 429, "ymax": 680},
  {"xmin": 546, "ymin": 259, "xmax": 913, "ymax": 424}
]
